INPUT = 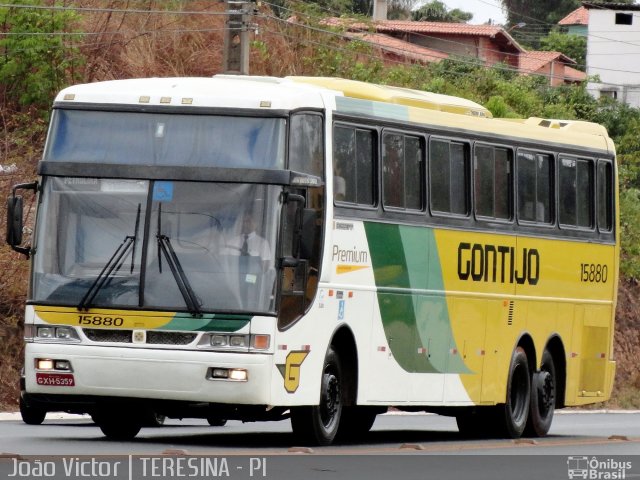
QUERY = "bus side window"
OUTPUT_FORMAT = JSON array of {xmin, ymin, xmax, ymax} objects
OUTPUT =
[
  {"xmin": 289, "ymin": 113, "xmax": 324, "ymax": 178},
  {"xmin": 474, "ymin": 144, "xmax": 512, "ymax": 221},
  {"xmin": 382, "ymin": 132, "xmax": 424, "ymax": 211},
  {"xmin": 517, "ymin": 151, "xmax": 553, "ymax": 224},
  {"xmin": 430, "ymin": 138, "xmax": 469, "ymax": 216},
  {"xmin": 559, "ymin": 156, "xmax": 594, "ymax": 229},
  {"xmin": 333, "ymin": 124, "xmax": 375, "ymax": 206},
  {"xmin": 597, "ymin": 160, "xmax": 613, "ymax": 232}
]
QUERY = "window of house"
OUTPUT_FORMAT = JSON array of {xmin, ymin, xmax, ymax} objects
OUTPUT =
[
  {"xmin": 333, "ymin": 125, "xmax": 375, "ymax": 205},
  {"xmin": 430, "ymin": 138, "xmax": 469, "ymax": 215},
  {"xmin": 615, "ymin": 12, "xmax": 633, "ymax": 25},
  {"xmin": 517, "ymin": 151, "xmax": 553, "ymax": 224},
  {"xmin": 559, "ymin": 156, "xmax": 594, "ymax": 228},
  {"xmin": 474, "ymin": 144, "xmax": 512, "ymax": 220},
  {"xmin": 382, "ymin": 132, "xmax": 424, "ymax": 211}
]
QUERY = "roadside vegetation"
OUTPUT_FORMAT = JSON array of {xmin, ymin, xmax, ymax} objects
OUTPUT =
[{"xmin": 1, "ymin": 0, "xmax": 639, "ymax": 410}]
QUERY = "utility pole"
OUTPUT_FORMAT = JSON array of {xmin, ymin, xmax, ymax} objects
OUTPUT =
[{"xmin": 223, "ymin": 0, "xmax": 252, "ymax": 74}]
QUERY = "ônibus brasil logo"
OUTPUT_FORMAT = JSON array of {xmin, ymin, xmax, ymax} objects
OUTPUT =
[{"xmin": 567, "ymin": 456, "xmax": 632, "ymax": 480}]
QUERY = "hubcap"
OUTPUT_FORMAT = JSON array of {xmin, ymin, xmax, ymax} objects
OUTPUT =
[
  {"xmin": 537, "ymin": 370, "xmax": 555, "ymax": 412},
  {"xmin": 320, "ymin": 371, "xmax": 340, "ymax": 428}
]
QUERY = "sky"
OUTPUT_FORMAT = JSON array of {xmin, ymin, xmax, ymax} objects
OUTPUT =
[{"xmin": 442, "ymin": 0, "xmax": 507, "ymax": 25}]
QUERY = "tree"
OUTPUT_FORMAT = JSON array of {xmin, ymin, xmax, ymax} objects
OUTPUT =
[
  {"xmin": 0, "ymin": 0, "xmax": 83, "ymax": 114},
  {"xmin": 540, "ymin": 30, "xmax": 586, "ymax": 71},
  {"xmin": 411, "ymin": 1, "xmax": 473, "ymax": 22},
  {"xmin": 502, "ymin": 0, "xmax": 637, "ymax": 29}
]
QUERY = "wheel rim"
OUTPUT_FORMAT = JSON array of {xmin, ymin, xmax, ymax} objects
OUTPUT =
[
  {"xmin": 319, "ymin": 368, "xmax": 340, "ymax": 430},
  {"xmin": 537, "ymin": 370, "xmax": 555, "ymax": 415},
  {"xmin": 510, "ymin": 362, "xmax": 529, "ymax": 424}
]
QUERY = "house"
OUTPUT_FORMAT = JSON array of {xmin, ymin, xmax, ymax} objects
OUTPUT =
[
  {"xmin": 324, "ymin": 18, "xmax": 586, "ymax": 85},
  {"xmin": 558, "ymin": 6, "xmax": 589, "ymax": 37},
  {"xmin": 584, "ymin": 2, "xmax": 640, "ymax": 106},
  {"xmin": 519, "ymin": 51, "xmax": 586, "ymax": 86}
]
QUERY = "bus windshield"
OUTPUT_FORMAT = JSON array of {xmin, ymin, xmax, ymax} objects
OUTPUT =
[
  {"xmin": 44, "ymin": 109, "xmax": 286, "ymax": 169},
  {"xmin": 32, "ymin": 178, "xmax": 281, "ymax": 314}
]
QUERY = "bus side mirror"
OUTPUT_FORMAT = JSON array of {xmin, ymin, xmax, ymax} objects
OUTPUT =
[
  {"xmin": 6, "ymin": 181, "xmax": 38, "ymax": 258},
  {"xmin": 299, "ymin": 208, "xmax": 316, "ymax": 261},
  {"xmin": 6, "ymin": 195, "xmax": 24, "ymax": 246}
]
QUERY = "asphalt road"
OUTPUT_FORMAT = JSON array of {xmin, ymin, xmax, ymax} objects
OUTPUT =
[{"xmin": 0, "ymin": 412, "xmax": 639, "ymax": 480}]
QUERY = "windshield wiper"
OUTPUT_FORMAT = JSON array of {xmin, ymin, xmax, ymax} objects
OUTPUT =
[
  {"xmin": 156, "ymin": 204, "xmax": 202, "ymax": 317},
  {"xmin": 77, "ymin": 203, "xmax": 141, "ymax": 311}
]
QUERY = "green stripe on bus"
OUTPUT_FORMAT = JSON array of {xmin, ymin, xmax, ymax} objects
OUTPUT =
[
  {"xmin": 159, "ymin": 313, "xmax": 251, "ymax": 332},
  {"xmin": 364, "ymin": 222, "xmax": 469, "ymax": 374}
]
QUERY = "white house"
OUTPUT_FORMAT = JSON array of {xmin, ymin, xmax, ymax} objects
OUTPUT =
[{"xmin": 585, "ymin": 2, "xmax": 640, "ymax": 107}]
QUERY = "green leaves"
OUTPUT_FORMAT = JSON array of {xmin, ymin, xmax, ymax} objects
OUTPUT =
[{"xmin": 0, "ymin": 0, "xmax": 84, "ymax": 115}]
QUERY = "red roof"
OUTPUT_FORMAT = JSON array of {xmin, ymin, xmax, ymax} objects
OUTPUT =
[
  {"xmin": 519, "ymin": 50, "xmax": 576, "ymax": 73},
  {"xmin": 564, "ymin": 66, "xmax": 587, "ymax": 82},
  {"xmin": 373, "ymin": 20, "xmax": 504, "ymax": 36},
  {"xmin": 518, "ymin": 51, "xmax": 585, "ymax": 82},
  {"xmin": 325, "ymin": 17, "xmax": 510, "ymax": 38},
  {"xmin": 347, "ymin": 32, "xmax": 448, "ymax": 63},
  {"xmin": 558, "ymin": 6, "xmax": 589, "ymax": 26}
]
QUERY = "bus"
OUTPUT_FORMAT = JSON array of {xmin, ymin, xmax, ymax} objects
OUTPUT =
[{"xmin": 6, "ymin": 76, "xmax": 618, "ymax": 445}]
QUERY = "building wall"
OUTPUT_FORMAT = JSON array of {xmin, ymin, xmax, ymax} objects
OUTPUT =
[
  {"xmin": 587, "ymin": 8, "xmax": 640, "ymax": 108},
  {"xmin": 401, "ymin": 34, "xmax": 517, "ymax": 67},
  {"xmin": 563, "ymin": 25, "xmax": 588, "ymax": 37}
]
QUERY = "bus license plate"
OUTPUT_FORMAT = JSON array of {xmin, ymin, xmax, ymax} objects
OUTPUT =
[{"xmin": 36, "ymin": 373, "xmax": 75, "ymax": 387}]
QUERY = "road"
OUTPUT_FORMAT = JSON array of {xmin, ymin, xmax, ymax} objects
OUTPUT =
[{"xmin": 0, "ymin": 412, "xmax": 639, "ymax": 480}]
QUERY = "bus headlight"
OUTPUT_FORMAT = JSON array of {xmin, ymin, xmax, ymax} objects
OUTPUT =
[
  {"xmin": 211, "ymin": 335, "xmax": 228, "ymax": 347},
  {"xmin": 34, "ymin": 325, "xmax": 81, "ymax": 343},
  {"xmin": 199, "ymin": 333, "xmax": 270, "ymax": 352}
]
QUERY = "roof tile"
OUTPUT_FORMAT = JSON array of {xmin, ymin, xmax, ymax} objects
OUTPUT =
[
  {"xmin": 558, "ymin": 6, "xmax": 589, "ymax": 26},
  {"xmin": 347, "ymin": 32, "xmax": 448, "ymax": 63}
]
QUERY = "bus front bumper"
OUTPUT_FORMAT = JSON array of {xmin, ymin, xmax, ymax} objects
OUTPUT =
[{"xmin": 24, "ymin": 343, "xmax": 274, "ymax": 406}]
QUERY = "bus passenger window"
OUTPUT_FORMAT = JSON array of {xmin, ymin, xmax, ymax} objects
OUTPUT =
[
  {"xmin": 517, "ymin": 151, "xmax": 552, "ymax": 224},
  {"xmin": 382, "ymin": 132, "xmax": 423, "ymax": 210},
  {"xmin": 333, "ymin": 125, "xmax": 375, "ymax": 206},
  {"xmin": 597, "ymin": 161, "xmax": 613, "ymax": 232},
  {"xmin": 474, "ymin": 145, "xmax": 512, "ymax": 220},
  {"xmin": 430, "ymin": 139, "xmax": 469, "ymax": 215},
  {"xmin": 560, "ymin": 157, "xmax": 594, "ymax": 228}
]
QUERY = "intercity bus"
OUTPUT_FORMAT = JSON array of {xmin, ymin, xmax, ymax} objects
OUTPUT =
[{"xmin": 6, "ymin": 76, "xmax": 618, "ymax": 445}]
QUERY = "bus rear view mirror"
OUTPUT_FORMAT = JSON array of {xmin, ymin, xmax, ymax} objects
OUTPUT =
[
  {"xmin": 6, "ymin": 181, "xmax": 38, "ymax": 257},
  {"xmin": 6, "ymin": 195, "xmax": 24, "ymax": 246},
  {"xmin": 300, "ymin": 208, "xmax": 316, "ymax": 261}
]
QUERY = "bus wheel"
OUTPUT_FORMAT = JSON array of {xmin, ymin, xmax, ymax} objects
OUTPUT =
[
  {"xmin": 207, "ymin": 416, "xmax": 227, "ymax": 427},
  {"xmin": 291, "ymin": 347, "xmax": 343, "ymax": 446},
  {"xmin": 338, "ymin": 407, "xmax": 379, "ymax": 441},
  {"xmin": 455, "ymin": 409, "xmax": 491, "ymax": 438},
  {"xmin": 495, "ymin": 346, "xmax": 530, "ymax": 438},
  {"xmin": 95, "ymin": 412, "xmax": 142, "ymax": 440},
  {"xmin": 526, "ymin": 349, "xmax": 556, "ymax": 437},
  {"xmin": 20, "ymin": 397, "xmax": 46, "ymax": 425}
]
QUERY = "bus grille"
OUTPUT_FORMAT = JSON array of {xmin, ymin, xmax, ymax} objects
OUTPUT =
[{"xmin": 83, "ymin": 329, "xmax": 197, "ymax": 345}]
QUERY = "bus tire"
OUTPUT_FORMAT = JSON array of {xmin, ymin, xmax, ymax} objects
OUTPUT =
[
  {"xmin": 338, "ymin": 407, "xmax": 378, "ymax": 441},
  {"xmin": 495, "ymin": 346, "xmax": 530, "ymax": 438},
  {"xmin": 95, "ymin": 411, "xmax": 142, "ymax": 440},
  {"xmin": 20, "ymin": 397, "xmax": 46, "ymax": 425},
  {"xmin": 207, "ymin": 416, "xmax": 227, "ymax": 427},
  {"xmin": 290, "ymin": 347, "xmax": 343, "ymax": 446},
  {"xmin": 455, "ymin": 409, "xmax": 491, "ymax": 438},
  {"xmin": 525, "ymin": 349, "xmax": 556, "ymax": 437}
]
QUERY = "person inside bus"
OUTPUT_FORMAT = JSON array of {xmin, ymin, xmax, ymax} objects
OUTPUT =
[{"xmin": 225, "ymin": 210, "xmax": 272, "ymax": 269}]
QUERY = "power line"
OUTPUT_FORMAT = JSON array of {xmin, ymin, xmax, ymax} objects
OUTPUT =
[
  {"xmin": 2, "ymin": 0, "xmax": 640, "ymax": 83},
  {"xmin": 0, "ymin": 2, "xmax": 228, "ymax": 16}
]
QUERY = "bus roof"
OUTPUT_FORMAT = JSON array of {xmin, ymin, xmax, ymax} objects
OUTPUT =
[{"xmin": 55, "ymin": 75, "xmax": 615, "ymax": 155}]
